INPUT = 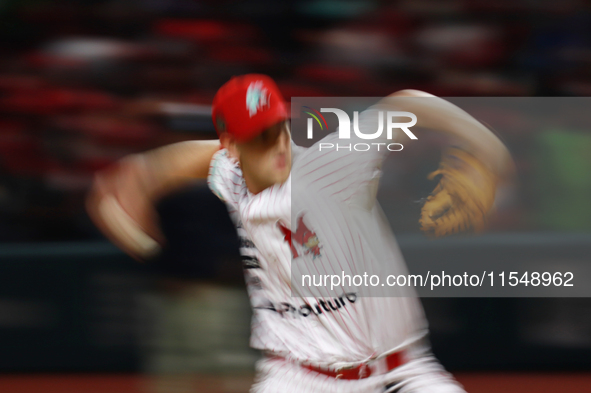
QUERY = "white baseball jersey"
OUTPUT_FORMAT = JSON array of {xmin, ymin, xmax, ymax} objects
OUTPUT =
[{"xmin": 208, "ymin": 109, "xmax": 428, "ymax": 370}]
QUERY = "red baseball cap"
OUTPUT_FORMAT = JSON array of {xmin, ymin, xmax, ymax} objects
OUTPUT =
[{"xmin": 212, "ymin": 74, "xmax": 287, "ymax": 142}]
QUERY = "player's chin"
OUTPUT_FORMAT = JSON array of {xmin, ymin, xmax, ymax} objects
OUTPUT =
[{"xmin": 268, "ymin": 167, "xmax": 290, "ymax": 185}]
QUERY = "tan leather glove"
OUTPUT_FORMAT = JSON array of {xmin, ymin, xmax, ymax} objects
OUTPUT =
[{"xmin": 420, "ymin": 147, "xmax": 499, "ymax": 237}]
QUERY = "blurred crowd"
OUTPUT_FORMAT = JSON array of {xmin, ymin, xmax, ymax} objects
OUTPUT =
[{"xmin": 1, "ymin": 0, "xmax": 591, "ymax": 242}]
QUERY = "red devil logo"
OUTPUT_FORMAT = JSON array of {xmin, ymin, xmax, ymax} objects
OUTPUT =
[{"xmin": 278, "ymin": 215, "xmax": 322, "ymax": 259}]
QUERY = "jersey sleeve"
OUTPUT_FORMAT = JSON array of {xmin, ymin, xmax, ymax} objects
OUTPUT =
[
  {"xmin": 301, "ymin": 108, "xmax": 401, "ymax": 207},
  {"xmin": 207, "ymin": 149, "xmax": 243, "ymax": 212}
]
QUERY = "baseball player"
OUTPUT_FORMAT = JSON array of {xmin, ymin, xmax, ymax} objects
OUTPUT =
[{"xmin": 87, "ymin": 74, "xmax": 512, "ymax": 392}]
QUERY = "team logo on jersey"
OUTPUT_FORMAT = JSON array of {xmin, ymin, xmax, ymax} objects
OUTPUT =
[
  {"xmin": 278, "ymin": 215, "xmax": 322, "ymax": 259},
  {"xmin": 246, "ymin": 81, "xmax": 270, "ymax": 117}
]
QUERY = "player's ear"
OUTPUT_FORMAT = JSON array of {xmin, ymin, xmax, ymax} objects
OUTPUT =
[{"xmin": 219, "ymin": 132, "xmax": 239, "ymax": 160}]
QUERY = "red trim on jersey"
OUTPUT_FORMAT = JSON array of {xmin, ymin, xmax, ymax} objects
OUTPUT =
[{"xmin": 270, "ymin": 351, "xmax": 406, "ymax": 380}]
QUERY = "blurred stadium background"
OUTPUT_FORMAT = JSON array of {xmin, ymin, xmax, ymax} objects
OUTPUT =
[{"xmin": 1, "ymin": 0, "xmax": 591, "ymax": 392}]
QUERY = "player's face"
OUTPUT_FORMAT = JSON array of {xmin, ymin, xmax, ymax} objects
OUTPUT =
[{"xmin": 233, "ymin": 121, "xmax": 292, "ymax": 194}]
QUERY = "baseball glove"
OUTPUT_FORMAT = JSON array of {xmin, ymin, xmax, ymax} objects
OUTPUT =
[{"xmin": 419, "ymin": 147, "xmax": 499, "ymax": 237}]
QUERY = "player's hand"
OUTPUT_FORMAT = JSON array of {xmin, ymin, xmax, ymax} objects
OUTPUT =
[
  {"xmin": 381, "ymin": 89, "xmax": 515, "ymax": 237},
  {"xmin": 86, "ymin": 155, "xmax": 165, "ymax": 261}
]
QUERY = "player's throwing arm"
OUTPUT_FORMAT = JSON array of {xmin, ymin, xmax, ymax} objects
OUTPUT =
[{"xmin": 86, "ymin": 140, "xmax": 221, "ymax": 260}]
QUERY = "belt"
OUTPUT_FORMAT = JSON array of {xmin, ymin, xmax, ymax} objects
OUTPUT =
[{"xmin": 270, "ymin": 350, "xmax": 407, "ymax": 380}]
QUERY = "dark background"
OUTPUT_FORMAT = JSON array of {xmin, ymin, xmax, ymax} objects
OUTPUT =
[{"xmin": 1, "ymin": 0, "xmax": 590, "ymax": 387}]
